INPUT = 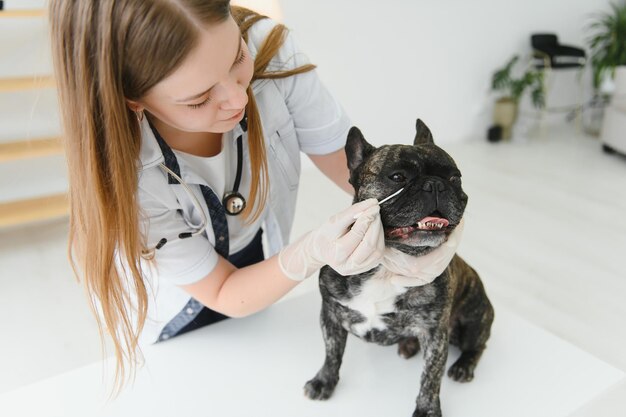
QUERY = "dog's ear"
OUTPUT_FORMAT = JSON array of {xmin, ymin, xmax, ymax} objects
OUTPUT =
[
  {"xmin": 346, "ymin": 126, "xmax": 375, "ymax": 173},
  {"xmin": 414, "ymin": 119, "xmax": 434, "ymax": 145}
]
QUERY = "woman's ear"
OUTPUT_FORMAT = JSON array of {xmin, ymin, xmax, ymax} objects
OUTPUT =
[{"xmin": 125, "ymin": 98, "xmax": 143, "ymax": 113}]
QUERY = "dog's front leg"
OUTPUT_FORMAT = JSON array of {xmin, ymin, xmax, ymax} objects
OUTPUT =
[
  {"xmin": 412, "ymin": 326, "xmax": 448, "ymax": 417},
  {"xmin": 304, "ymin": 301, "xmax": 348, "ymax": 400}
]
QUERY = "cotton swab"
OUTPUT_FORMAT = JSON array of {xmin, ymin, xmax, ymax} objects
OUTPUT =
[
  {"xmin": 378, "ymin": 187, "xmax": 405, "ymax": 205},
  {"xmin": 353, "ymin": 187, "xmax": 405, "ymax": 219}
]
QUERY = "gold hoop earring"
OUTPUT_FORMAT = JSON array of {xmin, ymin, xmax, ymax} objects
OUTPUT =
[{"xmin": 135, "ymin": 109, "xmax": 144, "ymax": 122}]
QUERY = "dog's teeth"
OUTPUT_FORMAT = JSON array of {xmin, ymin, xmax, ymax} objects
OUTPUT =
[{"xmin": 415, "ymin": 221, "xmax": 445, "ymax": 230}]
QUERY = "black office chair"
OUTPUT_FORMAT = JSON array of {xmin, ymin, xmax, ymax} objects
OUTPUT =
[
  {"xmin": 531, "ymin": 34, "xmax": 586, "ymax": 69},
  {"xmin": 530, "ymin": 33, "xmax": 587, "ymax": 134}
]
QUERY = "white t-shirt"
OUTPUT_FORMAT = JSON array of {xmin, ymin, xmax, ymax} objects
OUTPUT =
[{"xmin": 172, "ymin": 129, "xmax": 265, "ymax": 254}]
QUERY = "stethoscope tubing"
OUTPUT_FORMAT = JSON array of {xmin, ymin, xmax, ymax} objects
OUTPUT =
[
  {"xmin": 152, "ymin": 163, "xmax": 210, "ymax": 251},
  {"xmin": 144, "ymin": 116, "xmax": 246, "ymax": 257}
]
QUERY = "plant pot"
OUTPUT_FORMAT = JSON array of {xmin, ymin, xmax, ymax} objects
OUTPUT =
[
  {"xmin": 610, "ymin": 66, "xmax": 626, "ymax": 109},
  {"xmin": 493, "ymin": 97, "xmax": 518, "ymax": 140},
  {"xmin": 600, "ymin": 66, "xmax": 626, "ymax": 154}
]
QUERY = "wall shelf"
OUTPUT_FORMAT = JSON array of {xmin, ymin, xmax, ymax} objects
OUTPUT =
[
  {"xmin": 0, "ymin": 137, "xmax": 63, "ymax": 162},
  {"xmin": 0, "ymin": 193, "xmax": 69, "ymax": 228},
  {"xmin": 0, "ymin": 7, "xmax": 66, "ymax": 228},
  {"xmin": 0, "ymin": 9, "xmax": 46, "ymax": 18},
  {"xmin": 0, "ymin": 76, "xmax": 55, "ymax": 92}
]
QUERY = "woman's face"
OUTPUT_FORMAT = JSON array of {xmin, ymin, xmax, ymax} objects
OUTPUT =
[{"xmin": 134, "ymin": 16, "xmax": 253, "ymax": 133}]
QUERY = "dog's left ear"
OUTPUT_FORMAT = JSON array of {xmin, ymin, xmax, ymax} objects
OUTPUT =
[
  {"xmin": 414, "ymin": 119, "xmax": 434, "ymax": 145},
  {"xmin": 346, "ymin": 126, "xmax": 375, "ymax": 173}
]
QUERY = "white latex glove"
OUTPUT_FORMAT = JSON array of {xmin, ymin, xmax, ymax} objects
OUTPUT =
[
  {"xmin": 381, "ymin": 217, "xmax": 465, "ymax": 287},
  {"xmin": 278, "ymin": 199, "xmax": 385, "ymax": 281}
]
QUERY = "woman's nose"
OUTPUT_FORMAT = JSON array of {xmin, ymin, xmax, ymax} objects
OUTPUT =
[{"xmin": 219, "ymin": 79, "xmax": 248, "ymax": 111}]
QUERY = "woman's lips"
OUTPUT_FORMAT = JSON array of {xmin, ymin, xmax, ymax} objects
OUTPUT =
[{"xmin": 224, "ymin": 108, "xmax": 244, "ymax": 121}]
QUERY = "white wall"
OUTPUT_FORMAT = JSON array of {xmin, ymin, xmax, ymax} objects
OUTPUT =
[
  {"xmin": 280, "ymin": 0, "xmax": 612, "ymax": 147},
  {"xmin": 0, "ymin": 0, "xmax": 614, "ymax": 199},
  {"xmin": 1, "ymin": 0, "xmax": 613, "ymax": 143}
]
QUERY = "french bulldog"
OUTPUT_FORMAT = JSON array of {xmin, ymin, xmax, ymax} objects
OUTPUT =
[{"xmin": 303, "ymin": 119, "xmax": 495, "ymax": 417}]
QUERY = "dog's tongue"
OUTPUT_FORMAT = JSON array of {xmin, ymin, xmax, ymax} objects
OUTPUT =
[{"xmin": 417, "ymin": 216, "xmax": 449, "ymax": 230}]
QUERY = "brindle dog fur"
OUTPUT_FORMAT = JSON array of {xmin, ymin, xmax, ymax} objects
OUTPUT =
[{"xmin": 303, "ymin": 120, "xmax": 495, "ymax": 417}]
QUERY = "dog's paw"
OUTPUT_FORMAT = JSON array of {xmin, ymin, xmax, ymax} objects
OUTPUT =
[
  {"xmin": 412, "ymin": 405, "xmax": 442, "ymax": 417},
  {"xmin": 447, "ymin": 360, "xmax": 475, "ymax": 382},
  {"xmin": 303, "ymin": 376, "xmax": 338, "ymax": 400},
  {"xmin": 397, "ymin": 337, "xmax": 420, "ymax": 359}
]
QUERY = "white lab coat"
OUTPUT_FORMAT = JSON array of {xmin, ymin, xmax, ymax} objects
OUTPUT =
[{"xmin": 124, "ymin": 17, "xmax": 351, "ymax": 344}]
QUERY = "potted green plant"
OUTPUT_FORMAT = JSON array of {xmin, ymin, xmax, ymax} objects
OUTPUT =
[
  {"xmin": 588, "ymin": 2, "xmax": 626, "ymax": 90},
  {"xmin": 491, "ymin": 55, "xmax": 545, "ymax": 139},
  {"xmin": 588, "ymin": 2, "xmax": 626, "ymax": 152}
]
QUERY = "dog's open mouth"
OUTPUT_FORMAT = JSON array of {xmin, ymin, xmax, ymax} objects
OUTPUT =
[{"xmin": 385, "ymin": 216, "xmax": 450, "ymax": 239}]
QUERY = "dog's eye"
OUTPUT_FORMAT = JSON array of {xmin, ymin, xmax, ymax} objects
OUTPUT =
[
  {"xmin": 450, "ymin": 175, "xmax": 461, "ymax": 184},
  {"xmin": 389, "ymin": 173, "xmax": 406, "ymax": 182}
]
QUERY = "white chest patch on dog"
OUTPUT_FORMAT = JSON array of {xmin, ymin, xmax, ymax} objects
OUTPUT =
[{"xmin": 339, "ymin": 268, "xmax": 410, "ymax": 337}]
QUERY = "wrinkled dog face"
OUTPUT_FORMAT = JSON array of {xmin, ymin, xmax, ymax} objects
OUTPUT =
[{"xmin": 346, "ymin": 119, "xmax": 468, "ymax": 255}]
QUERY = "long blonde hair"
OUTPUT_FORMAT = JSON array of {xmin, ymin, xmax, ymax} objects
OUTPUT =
[{"xmin": 48, "ymin": 0, "xmax": 315, "ymax": 396}]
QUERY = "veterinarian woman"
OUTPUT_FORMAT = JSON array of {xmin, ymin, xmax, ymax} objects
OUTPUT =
[{"xmin": 48, "ymin": 0, "xmax": 462, "ymax": 392}]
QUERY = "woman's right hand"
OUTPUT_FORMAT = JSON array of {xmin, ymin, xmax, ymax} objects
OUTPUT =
[{"xmin": 278, "ymin": 198, "xmax": 385, "ymax": 281}]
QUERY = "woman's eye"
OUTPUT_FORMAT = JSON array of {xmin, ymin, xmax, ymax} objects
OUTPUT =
[
  {"xmin": 187, "ymin": 47, "xmax": 245, "ymax": 111},
  {"xmin": 234, "ymin": 48, "xmax": 246, "ymax": 66},
  {"xmin": 389, "ymin": 173, "xmax": 406, "ymax": 182},
  {"xmin": 188, "ymin": 96, "xmax": 211, "ymax": 109}
]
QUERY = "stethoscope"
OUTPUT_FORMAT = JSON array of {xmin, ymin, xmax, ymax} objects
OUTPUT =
[{"xmin": 141, "ymin": 133, "xmax": 246, "ymax": 259}]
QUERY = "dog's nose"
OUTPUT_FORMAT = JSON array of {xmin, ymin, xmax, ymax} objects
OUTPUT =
[{"xmin": 422, "ymin": 179, "xmax": 445, "ymax": 192}]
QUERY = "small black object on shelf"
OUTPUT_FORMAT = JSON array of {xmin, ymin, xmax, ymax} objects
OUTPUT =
[
  {"xmin": 602, "ymin": 144, "xmax": 615, "ymax": 154},
  {"xmin": 487, "ymin": 125, "xmax": 502, "ymax": 143}
]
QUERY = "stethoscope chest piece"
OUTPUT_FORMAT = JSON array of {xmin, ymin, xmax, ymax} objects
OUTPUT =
[
  {"xmin": 222, "ymin": 127, "xmax": 247, "ymax": 216},
  {"xmin": 223, "ymin": 191, "xmax": 246, "ymax": 216}
]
